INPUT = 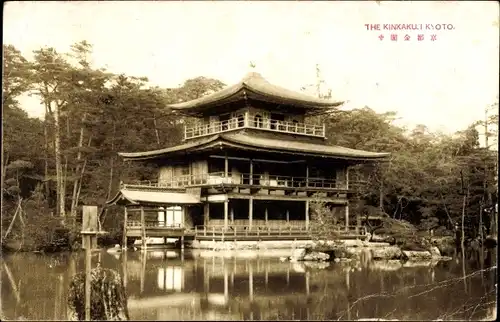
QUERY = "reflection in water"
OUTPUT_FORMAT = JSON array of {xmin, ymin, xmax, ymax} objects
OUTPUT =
[
  {"xmin": 158, "ymin": 266, "xmax": 183, "ymax": 291},
  {"xmin": 0, "ymin": 250, "xmax": 497, "ymax": 320}
]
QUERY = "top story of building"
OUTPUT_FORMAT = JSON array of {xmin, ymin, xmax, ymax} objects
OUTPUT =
[{"xmin": 168, "ymin": 72, "xmax": 344, "ymax": 141}]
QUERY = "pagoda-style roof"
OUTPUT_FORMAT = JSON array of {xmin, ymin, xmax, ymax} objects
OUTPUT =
[
  {"xmin": 106, "ymin": 188, "xmax": 201, "ymax": 206},
  {"xmin": 118, "ymin": 133, "xmax": 389, "ymax": 161},
  {"xmin": 168, "ymin": 72, "xmax": 344, "ymax": 116}
]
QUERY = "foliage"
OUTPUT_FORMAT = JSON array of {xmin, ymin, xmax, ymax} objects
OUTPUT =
[
  {"xmin": 309, "ymin": 197, "xmax": 344, "ymax": 240},
  {"xmin": 67, "ymin": 266, "xmax": 129, "ymax": 320},
  {"xmin": 2, "ymin": 41, "xmax": 224, "ymax": 251},
  {"xmin": 319, "ymin": 105, "xmax": 497, "ymax": 241}
]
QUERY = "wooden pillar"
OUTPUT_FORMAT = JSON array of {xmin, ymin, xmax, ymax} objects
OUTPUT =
[
  {"xmin": 249, "ymin": 159, "xmax": 253, "ymax": 185},
  {"xmin": 224, "ymin": 153, "xmax": 229, "ymax": 178},
  {"xmin": 306, "ymin": 164, "xmax": 309, "ymax": 187},
  {"xmin": 265, "ymin": 206, "xmax": 268, "ymax": 226},
  {"xmin": 346, "ymin": 165, "xmax": 350, "ymax": 189},
  {"xmin": 122, "ymin": 207, "xmax": 128, "ymax": 249},
  {"xmin": 204, "ymin": 203, "xmax": 210, "ymax": 226},
  {"xmin": 286, "ymin": 209, "xmax": 289, "ymax": 223},
  {"xmin": 345, "ymin": 203, "xmax": 349, "ymax": 232},
  {"xmin": 230, "ymin": 205, "xmax": 234, "ymax": 224},
  {"xmin": 141, "ymin": 206, "xmax": 147, "ymax": 250},
  {"xmin": 84, "ymin": 237, "xmax": 91, "ymax": 321},
  {"xmin": 224, "ymin": 200, "xmax": 229, "ymax": 229},
  {"xmin": 305, "ymin": 201, "xmax": 309, "ymax": 230},
  {"xmin": 249, "ymin": 197, "xmax": 253, "ymax": 230}
]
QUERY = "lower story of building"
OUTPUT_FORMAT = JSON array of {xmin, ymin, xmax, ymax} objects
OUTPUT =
[{"xmin": 122, "ymin": 197, "xmax": 365, "ymax": 247}]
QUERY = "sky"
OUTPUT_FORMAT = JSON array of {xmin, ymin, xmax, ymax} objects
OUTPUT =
[{"xmin": 3, "ymin": 1, "xmax": 499, "ymax": 137}]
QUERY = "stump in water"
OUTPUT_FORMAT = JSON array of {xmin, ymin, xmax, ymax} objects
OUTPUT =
[{"xmin": 67, "ymin": 266, "xmax": 129, "ymax": 321}]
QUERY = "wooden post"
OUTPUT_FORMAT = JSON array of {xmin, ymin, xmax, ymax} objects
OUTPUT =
[
  {"xmin": 204, "ymin": 203, "xmax": 210, "ymax": 226},
  {"xmin": 249, "ymin": 197, "xmax": 253, "ymax": 230},
  {"xmin": 81, "ymin": 205, "xmax": 98, "ymax": 321},
  {"xmin": 286, "ymin": 209, "xmax": 289, "ymax": 223},
  {"xmin": 305, "ymin": 201, "xmax": 309, "ymax": 230},
  {"xmin": 84, "ymin": 236, "xmax": 91, "ymax": 320},
  {"xmin": 249, "ymin": 159, "xmax": 253, "ymax": 185},
  {"xmin": 224, "ymin": 200, "xmax": 229, "ymax": 229},
  {"xmin": 345, "ymin": 203, "xmax": 349, "ymax": 232},
  {"xmin": 265, "ymin": 206, "xmax": 268, "ymax": 226},
  {"xmin": 141, "ymin": 206, "xmax": 146, "ymax": 250},
  {"xmin": 306, "ymin": 164, "xmax": 309, "ymax": 187},
  {"xmin": 224, "ymin": 153, "xmax": 229, "ymax": 178},
  {"xmin": 122, "ymin": 207, "xmax": 128, "ymax": 249},
  {"xmin": 346, "ymin": 165, "xmax": 350, "ymax": 190},
  {"xmin": 230, "ymin": 205, "xmax": 234, "ymax": 224}
]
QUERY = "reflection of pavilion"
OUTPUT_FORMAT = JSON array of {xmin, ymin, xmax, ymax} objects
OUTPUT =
[
  {"xmin": 199, "ymin": 257, "xmax": 311, "ymax": 305},
  {"xmin": 124, "ymin": 251, "xmax": 311, "ymax": 320}
]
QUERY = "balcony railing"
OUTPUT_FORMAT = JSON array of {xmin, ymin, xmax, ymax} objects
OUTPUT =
[
  {"xmin": 123, "ymin": 172, "xmax": 363, "ymax": 191},
  {"xmin": 184, "ymin": 113, "xmax": 325, "ymax": 140}
]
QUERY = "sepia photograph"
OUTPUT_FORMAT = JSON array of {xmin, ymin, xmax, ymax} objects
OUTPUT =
[{"xmin": 1, "ymin": 1, "xmax": 498, "ymax": 321}]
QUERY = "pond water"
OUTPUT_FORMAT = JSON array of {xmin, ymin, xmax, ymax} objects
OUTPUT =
[{"xmin": 1, "ymin": 249, "xmax": 497, "ymax": 321}]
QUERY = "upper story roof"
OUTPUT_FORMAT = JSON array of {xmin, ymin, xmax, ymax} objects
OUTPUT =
[
  {"xmin": 168, "ymin": 72, "xmax": 344, "ymax": 116},
  {"xmin": 118, "ymin": 132, "xmax": 390, "ymax": 162}
]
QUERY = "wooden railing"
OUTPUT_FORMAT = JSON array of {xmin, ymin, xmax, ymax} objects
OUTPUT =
[
  {"xmin": 127, "ymin": 220, "xmax": 183, "ymax": 229},
  {"xmin": 193, "ymin": 224, "xmax": 366, "ymax": 238},
  {"xmin": 184, "ymin": 113, "xmax": 325, "ymax": 139},
  {"xmin": 193, "ymin": 225, "xmax": 310, "ymax": 238},
  {"xmin": 123, "ymin": 172, "xmax": 361, "ymax": 191}
]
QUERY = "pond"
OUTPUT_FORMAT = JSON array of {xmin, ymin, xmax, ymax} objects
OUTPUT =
[{"xmin": 1, "ymin": 249, "xmax": 497, "ymax": 320}]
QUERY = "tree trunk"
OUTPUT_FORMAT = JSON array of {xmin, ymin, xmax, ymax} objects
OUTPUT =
[
  {"xmin": 153, "ymin": 113, "xmax": 161, "ymax": 147},
  {"xmin": 74, "ymin": 136, "xmax": 92, "ymax": 219},
  {"xmin": 53, "ymin": 100, "xmax": 65, "ymax": 219},
  {"xmin": 70, "ymin": 115, "xmax": 86, "ymax": 218}
]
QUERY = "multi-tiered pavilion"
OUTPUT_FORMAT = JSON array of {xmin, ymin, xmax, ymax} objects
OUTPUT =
[{"xmin": 107, "ymin": 72, "xmax": 389, "ymax": 248}]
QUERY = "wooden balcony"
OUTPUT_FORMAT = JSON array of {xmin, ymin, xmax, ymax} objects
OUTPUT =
[
  {"xmin": 125, "ymin": 220, "xmax": 366, "ymax": 241},
  {"xmin": 123, "ymin": 172, "xmax": 362, "ymax": 194},
  {"xmin": 126, "ymin": 220, "xmax": 194, "ymax": 238},
  {"xmin": 194, "ymin": 225, "xmax": 366, "ymax": 241},
  {"xmin": 184, "ymin": 113, "xmax": 325, "ymax": 140}
]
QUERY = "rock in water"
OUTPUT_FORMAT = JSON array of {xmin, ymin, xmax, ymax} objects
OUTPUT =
[
  {"xmin": 67, "ymin": 266, "xmax": 129, "ymax": 321},
  {"xmin": 402, "ymin": 250, "xmax": 432, "ymax": 261},
  {"xmin": 429, "ymin": 246, "xmax": 441, "ymax": 258},
  {"xmin": 290, "ymin": 248, "xmax": 306, "ymax": 262},
  {"xmin": 370, "ymin": 246, "xmax": 404, "ymax": 260},
  {"xmin": 303, "ymin": 251, "xmax": 330, "ymax": 261}
]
